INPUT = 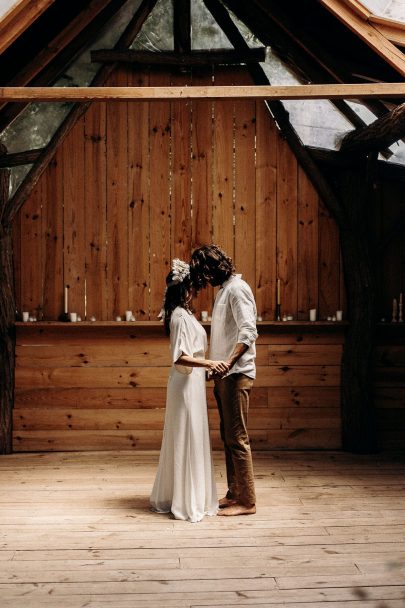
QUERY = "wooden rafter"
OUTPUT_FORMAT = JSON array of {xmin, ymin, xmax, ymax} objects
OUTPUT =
[
  {"xmin": 0, "ymin": 0, "xmax": 55, "ymax": 55},
  {"xmin": 0, "ymin": 83, "xmax": 404, "ymax": 102},
  {"xmin": 91, "ymin": 48, "xmax": 267, "ymax": 65},
  {"xmin": 0, "ymin": 0, "xmax": 130, "ymax": 133},
  {"xmin": 173, "ymin": 0, "xmax": 191, "ymax": 53},
  {"xmin": 4, "ymin": 0, "xmax": 159, "ymax": 225},
  {"xmin": 319, "ymin": 0, "xmax": 405, "ymax": 77},
  {"xmin": 0, "ymin": 148, "xmax": 42, "ymax": 168}
]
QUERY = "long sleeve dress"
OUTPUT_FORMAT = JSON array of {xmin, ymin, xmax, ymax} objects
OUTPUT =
[{"xmin": 150, "ymin": 306, "xmax": 218, "ymax": 522}]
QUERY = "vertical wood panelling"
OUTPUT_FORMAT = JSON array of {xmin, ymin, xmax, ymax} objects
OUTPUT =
[
  {"xmin": 234, "ymin": 69, "xmax": 256, "ymax": 290},
  {"xmin": 20, "ymin": 182, "xmax": 43, "ymax": 316},
  {"xmin": 84, "ymin": 102, "xmax": 107, "ymax": 321},
  {"xmin": 14, "ymin": 66, "xmax": 345, "ymax": 323},
  {"xmin": 149, "ymin": 69, "xmax": 171, "ymax": 319},
  {"xmin": 171, "ymin": 71, "xmax": 192, "ymax": 263},
  {"xmin": 212, "ymin": 68, "xmax": 234, "ymax": 259},
  {"xmin": 43, "ymin": 153, "xmax": 63, "ymax": 320},
  {"xmin": 277, "ymin": 137, "xmax": 298, "ymax": 319},
  {"xmin": 297, "ymin": 166, "xmax": 319, "ymax": 320},
  {"xmin": 318, "ymin": 201, "xmax": 340, "ymax": 319},
  {"xmin": 127, "ymin": 69, "xmax": 150, "ymax": 320},
  {"xmin": 381, "ymin": 181, "xmax": 403, "ymax": 321},
  {"xmin": 12, "ymin": 199, "xmax": 21, "ymax": 315},
  {"xmin": 106, "ymin": 67, "xmax": 129, "ymax": 318},
  {"xmin": 63, "ymin": 119, "xmax": 86, "ymax": 318},
  {"xmin": 255, "ymin": 100, "xmax": 277, "ymax": 320},
  {"xmin": 191, "ymin": 68, "xmax": 214, "ymax": 316}
]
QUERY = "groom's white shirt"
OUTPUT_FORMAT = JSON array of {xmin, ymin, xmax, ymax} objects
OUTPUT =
[{"xmin": 209, "ymin": 274, "xmax": 258, "ymax": 379}]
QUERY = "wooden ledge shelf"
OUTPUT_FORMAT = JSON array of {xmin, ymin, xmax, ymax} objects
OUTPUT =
[{"xmin": 15, "ymin": 320, "xmax": 348, "ymax": 327}]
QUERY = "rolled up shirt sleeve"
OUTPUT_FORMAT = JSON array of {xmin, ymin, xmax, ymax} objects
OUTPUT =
[{"xmin": 230, "ymin": 286, "xmax": 258, "ymax": 347}]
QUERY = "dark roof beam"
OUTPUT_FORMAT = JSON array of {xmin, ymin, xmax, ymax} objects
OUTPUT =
[
  {"xmin": 0, "ymin": 0, "xmax": 130, "ymax": 134},
  {"xmin": 173, "ymin": 0, "xmax": 191, "ymax": 53},
  {"xmin": 91, "ymin": 48, "xmax": 266, "ymax": 65},
  {"xmin": 4, "ymin": 0, "xmax": 158, "ymax": 224}
]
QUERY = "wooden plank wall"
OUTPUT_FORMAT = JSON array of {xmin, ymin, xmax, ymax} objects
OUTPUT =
[
  {"xmin": 12, "ymin": 66, "xmax": 345, "ymax": 323},
  {"xmin": 13, "ymin": 324, "xmax": 343, "ymax": 452},
  {"xmin": 11, "ymin": 65, "xmax": 404, "ymax": 452}
]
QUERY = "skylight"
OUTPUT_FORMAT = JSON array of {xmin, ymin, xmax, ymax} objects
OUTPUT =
[{"xmin": 359, "ymin": 0, "xmax": 405, "ymax": 23}]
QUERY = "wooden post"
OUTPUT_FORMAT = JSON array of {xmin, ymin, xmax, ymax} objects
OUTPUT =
[
  {"xmin": 0, "ymin": 143, "xmax": 14, "ymax": 454},
  {"xmin": 337, "ymin": 158, "xmax": 378, "ymax": 452}
]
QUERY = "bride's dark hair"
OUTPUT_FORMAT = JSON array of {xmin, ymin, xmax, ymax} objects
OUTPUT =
[{"xmin": 163, "ymin": 271, "xmax": 192, "ymax": 335}]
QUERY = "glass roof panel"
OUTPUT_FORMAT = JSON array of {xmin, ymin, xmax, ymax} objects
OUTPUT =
[
  {"xmin": 0, "ymin": 0, "xmax": 19, "ymax": 20},
  {"xmin": 360, "ymin": 0, "xmax": 405, "ymax": 22},
  {"xmin": 191, "ymin": 0, "xmax": 232, "ymax": 49},
  {"xmin": 262, "ymin": 50, "xmax": 354, "ymax": 151}
]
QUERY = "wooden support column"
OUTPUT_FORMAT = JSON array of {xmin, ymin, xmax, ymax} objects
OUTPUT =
[
  {"xmin": 337, "ymin": 157, "xmax": 378, "ymax": 452},
  {"xmin": 0, "ymin": 144, "xmax": 14, "ymax": 454}
]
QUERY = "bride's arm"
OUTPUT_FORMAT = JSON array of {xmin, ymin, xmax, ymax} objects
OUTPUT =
[{"xmin": 175, "ymin": 354, "xmax": 229, "ymax": 375}]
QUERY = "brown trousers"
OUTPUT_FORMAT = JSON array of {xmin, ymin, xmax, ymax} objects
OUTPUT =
[{"xmin": 214, "ymin": 373, "xmax": 256, "ymax": 506}]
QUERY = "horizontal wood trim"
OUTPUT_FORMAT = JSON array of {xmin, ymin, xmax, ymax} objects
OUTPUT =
[
  {"xmin": 13, "ymin": 386, "xmax": 333, "ymax": 410},
  {"xmin": 15, "ymin": 365, "xmax": 341, "ymax": 388},
  {"xmin": 16, "ymin": 343, "xmax": 340, "ymax": 368},
  {"xmin": 12, "ymin": 428, "xmax": 340, "ymax": 451},
  {"xmin": 13, "ymin": 407, "xmax": 341, "ymax": 431},
  {"xmin": 1, "ymin": 83, "xmax": 405, "ymax": 102},
  {"xmin": 268, "ymin": 344, "xmax": 342, "ymax": 365}
]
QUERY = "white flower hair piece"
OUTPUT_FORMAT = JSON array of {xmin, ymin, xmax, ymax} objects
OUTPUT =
[{"xmin": 171, "ymin": 258, "xmax": 190, "ymax": 284}]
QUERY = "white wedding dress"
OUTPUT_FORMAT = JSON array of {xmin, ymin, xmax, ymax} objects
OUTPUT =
[{"xmin": 150, "ymin": 307, "xmax": 218, "ymax": 522}]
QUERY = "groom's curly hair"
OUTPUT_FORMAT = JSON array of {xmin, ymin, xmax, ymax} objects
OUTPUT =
[{"xmin": 190, "ymin": 244, "xmax": 235, "ymax": 292}]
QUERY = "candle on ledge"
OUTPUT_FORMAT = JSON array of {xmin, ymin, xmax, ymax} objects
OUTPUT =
[
  {"xmin": 399, "ymin": 292, "xmax": 403, "ymax": 323},
  {"xmin": 277, "ymin": 279, "xmax": 281, "ymax": 305},
  {"xmin": 64, "ymin": 285, "xmax": 68, "ymax": 314}
]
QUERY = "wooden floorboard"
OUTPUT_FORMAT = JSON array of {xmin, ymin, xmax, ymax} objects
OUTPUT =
[{"xmin": 0, "ymin": 450, "xmax": 404, "ymax": 607}]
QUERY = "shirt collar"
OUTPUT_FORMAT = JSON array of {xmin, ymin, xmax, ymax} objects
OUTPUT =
[{"xmin": 221, "ymin": 273, "xmax": 241, "ymax": 288}]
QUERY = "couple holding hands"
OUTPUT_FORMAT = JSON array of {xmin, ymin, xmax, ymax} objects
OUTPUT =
[{"xmin": 150, "ymin": 244, "xmax": 258, "ymax": 522}]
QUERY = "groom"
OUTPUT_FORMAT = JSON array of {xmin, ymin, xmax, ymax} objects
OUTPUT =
[{"xmin": 190, "ymin": 244, "xmax": 258, "ymax": 516}]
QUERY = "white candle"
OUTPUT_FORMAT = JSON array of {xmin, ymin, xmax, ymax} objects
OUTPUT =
[{"xmin": 64, "ymin": 286, "xmax": 68, "ymax": 314}]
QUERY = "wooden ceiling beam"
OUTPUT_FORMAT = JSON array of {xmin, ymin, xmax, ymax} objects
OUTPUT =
[
  {"xmin": 91, "ymin": 48, "xmax": 267, "ymax": 65},
  {"xmin": 0, "ymin": 83, "xmax": 405, "ymax": 102},
  {"xmin": 0, "ymin": 148, "xmax": 43, "ymax": 169},
  {"xmin": 0, "ymin": 0, "xmax": 55, "ymax": 55},
  {"xmin": 173, "ymin": 0, "xmax": 191, "ymax": 53}
]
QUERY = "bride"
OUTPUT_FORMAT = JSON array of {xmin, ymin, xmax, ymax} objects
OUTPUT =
[{"xmin": 150, "ymin": 259, "xmax": 229, "ymax": 522}]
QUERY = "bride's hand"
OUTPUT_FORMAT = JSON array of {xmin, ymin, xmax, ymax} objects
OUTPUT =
[{"xmin": 207, "ymin": 360, "xmax": 229, "ymax": 376}]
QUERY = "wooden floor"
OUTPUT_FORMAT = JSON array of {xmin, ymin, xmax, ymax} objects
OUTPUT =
[{"xmin": 1, "ymin": 450, "xmax": 405, "ymax": 608}]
